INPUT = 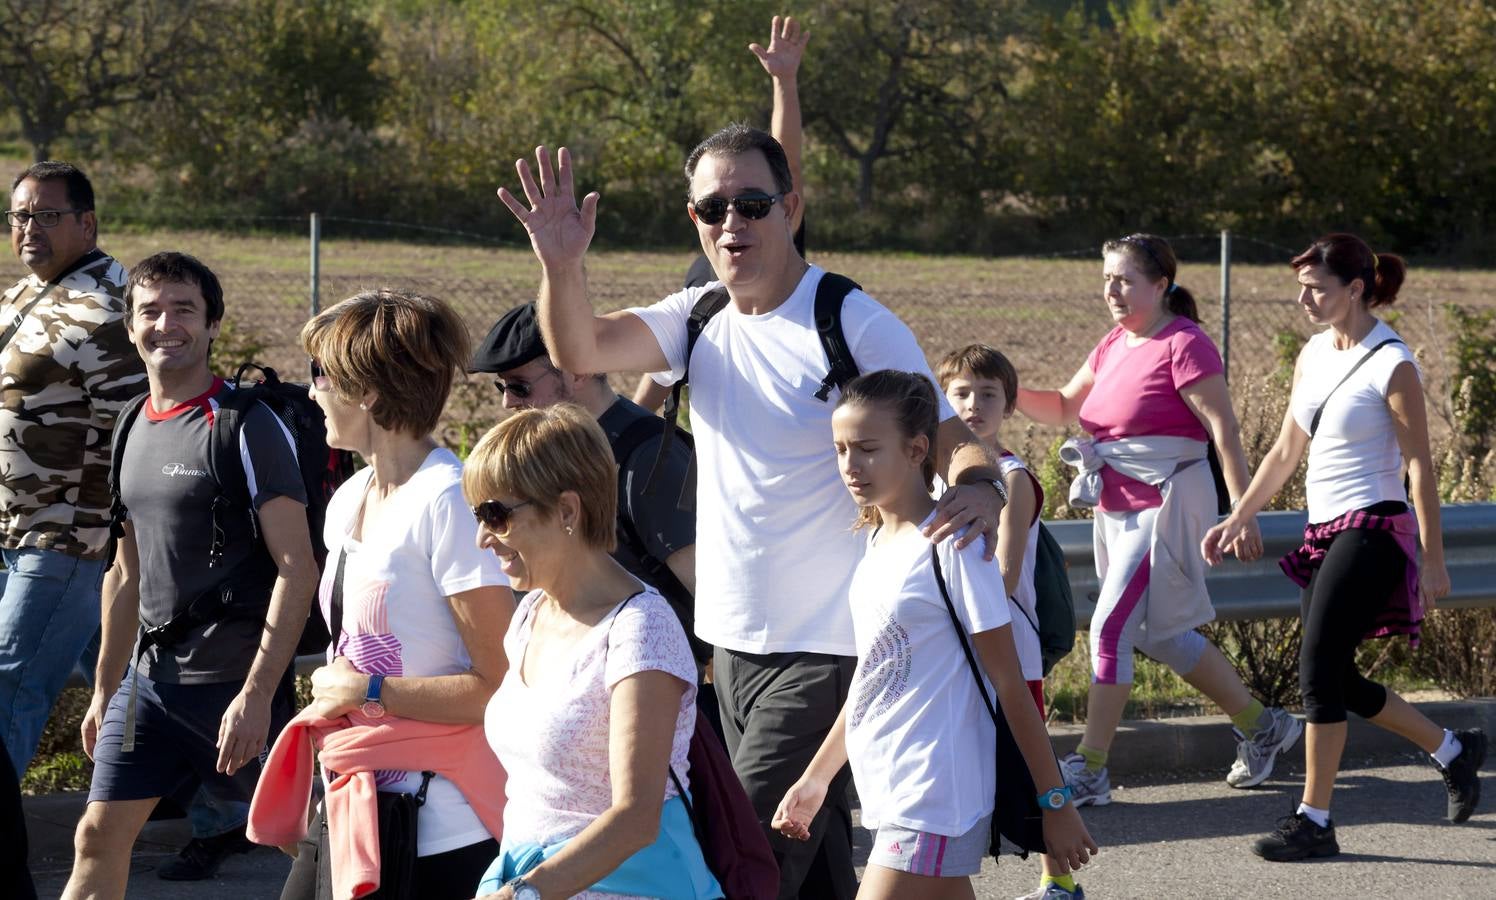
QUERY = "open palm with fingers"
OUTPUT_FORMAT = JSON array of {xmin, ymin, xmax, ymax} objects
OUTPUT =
[
  {"xmin": 749, "ymin": 15, "xmax": 809, "ymax": 80},
  {"xmin": 496, "ymin": 145, "xmax": 599, "ymax": 270}
]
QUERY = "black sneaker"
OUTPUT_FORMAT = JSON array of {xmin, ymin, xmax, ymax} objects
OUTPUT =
[
  {"xmin": 157, "ymin": 826, "xmax": 254, "ymax": 881},
  {"xmin": 1441, "ymin": 728, "xmax": 1487, "ymax": 824},
  {"xmin": 1250, "ymin": 812, "xmax": 1340, "ymax": 862}
]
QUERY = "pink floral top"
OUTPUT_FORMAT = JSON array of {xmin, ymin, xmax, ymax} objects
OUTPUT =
[{"xmin": 484, "ymin": 587, "xmax": 698, "ymax": 848}]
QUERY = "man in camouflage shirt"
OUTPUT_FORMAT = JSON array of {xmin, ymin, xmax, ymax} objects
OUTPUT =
[{"xmin": 0, "ymin": 162, "xmax": 145, "ymax": 776}]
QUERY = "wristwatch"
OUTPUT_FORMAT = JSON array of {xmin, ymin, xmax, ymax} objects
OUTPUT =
[
  {"xmin": 360, "ymin": 673, "xmax": 386, "ymax": 719},
  {"xmin": 968, "ymin": 475, "xmax": 1009, "ymax": 505},
  {"xmin": 1038, "ymin": 785, "xmax": 1073, "ymax": 811},
  {"xmin": 505, "ymin": 877, "xmax": 541, "ymax": 900}
]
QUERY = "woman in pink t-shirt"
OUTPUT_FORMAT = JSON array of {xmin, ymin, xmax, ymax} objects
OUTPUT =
[{"xmin": 1016, "ymin": 235, "xmax": 1301, "ymax": 816}]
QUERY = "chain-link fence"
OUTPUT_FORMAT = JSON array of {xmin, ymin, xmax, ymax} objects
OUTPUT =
[{"xmin": 60, "ymin": 216, "xmax": 1496, "ymax": 471}]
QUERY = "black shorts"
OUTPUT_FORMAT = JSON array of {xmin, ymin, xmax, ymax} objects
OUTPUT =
[{"xmin": 88, "ymin": 666, "xmax": 292, "ymax": 805}]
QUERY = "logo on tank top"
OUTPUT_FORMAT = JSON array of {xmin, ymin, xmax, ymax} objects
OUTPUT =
[{"xmin": 160, "ymin": 463, "xmax": 208, "ymax": 478}]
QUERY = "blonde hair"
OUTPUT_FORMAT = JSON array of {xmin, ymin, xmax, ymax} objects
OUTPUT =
[
  {"xmin": 462, "ymin": 403, "xmax": 617, "ymax": 551},
  {"xmin": 300, "ymin": 288, "xmax": 470, "ymax": 437}
]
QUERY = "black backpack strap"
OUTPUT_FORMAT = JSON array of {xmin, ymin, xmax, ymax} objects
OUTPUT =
[
  {"xmin": 811, "ymin": 272, "xmax": 862, "ymax": 402},
  {"xmin": 646, "ymin": 286, "xmax": 730, "ymax": 504},
  {"xmin": 105, "ymin": 393, "xmax": 151, "ymax": 569},
  {"xmin": 206, "ymin": 372, "xmax": 272, "ymax": 568},
  {"xmin": 1308, "ymin": 338, "xmax": 1404, "ymax": 438}
]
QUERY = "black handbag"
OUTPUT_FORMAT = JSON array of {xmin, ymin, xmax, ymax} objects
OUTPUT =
[
  {"xmin": 929, "ymin": 543, "xmax": 1048, "ymax": 860},
  {"xmin": 302, "ymin": 771, "xmax": 436, "ymax": 900}
]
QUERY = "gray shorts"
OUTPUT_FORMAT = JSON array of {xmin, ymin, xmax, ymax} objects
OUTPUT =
[{"xmin": 865, "ymin": 815, "xmax": 992, "ymax": 878}]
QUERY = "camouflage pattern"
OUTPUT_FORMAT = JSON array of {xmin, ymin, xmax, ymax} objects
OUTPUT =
[{"xmin": 0, "ymin": 252, "xmax": 146, "ymax": 559}]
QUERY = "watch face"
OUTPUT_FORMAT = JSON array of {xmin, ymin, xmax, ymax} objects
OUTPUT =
[
  {"xmin": 513, "ymin": 884, "xmax": 541, "ymax": 900},
  {"xmin": 1047, "ymin": 792, "xmax": 1065, "ymax": 809},
  {"xmin": 360, "ymin": 701, "xmax": 386, "ymax": 719}
]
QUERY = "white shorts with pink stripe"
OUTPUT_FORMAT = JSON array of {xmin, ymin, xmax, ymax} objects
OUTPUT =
[
  {"xmin": 866, "ymin": 815, "xmax": 991, "ymax": 878},
  {"xmin": 1090, "ymin": 505, "xmax": 1207, "ymax": 684}
]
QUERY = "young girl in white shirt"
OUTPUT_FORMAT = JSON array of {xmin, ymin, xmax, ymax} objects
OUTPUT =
[{"xmin": 772, "ymin": 369, "xmax": 1096, "ymax": 898}]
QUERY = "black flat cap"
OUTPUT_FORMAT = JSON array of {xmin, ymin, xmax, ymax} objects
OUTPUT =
[{"xmin": 471, "ymin": 302, "xmax": 547, "ymax": 373}]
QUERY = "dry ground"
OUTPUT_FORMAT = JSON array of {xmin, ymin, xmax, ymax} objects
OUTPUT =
[{"xmin": 20, "ymin": 230, "xmax": 1490, "ymax": 473}]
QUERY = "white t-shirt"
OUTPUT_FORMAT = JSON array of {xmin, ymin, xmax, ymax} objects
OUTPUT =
[
  {"xmin": 997, "ymin": 454, "xmax": 1044, "ymax": 683},
  {"xmin": 484, "ymin": 589, "xmax": 697, "ymax": 857},
  {"xmin": 321, "ymin": 447, "xmax": 510, "ymax": 856},
  {"xmin": 846, "ymin": 517, "xmax": 1011, "ymax": 835},
  {"xmin": 629, "ymin": 265, "xmax": 956, "ymax": 655},
  {"xmin": 1290, "ymin": 320, "xmax": 1418, "ymax": 524}
]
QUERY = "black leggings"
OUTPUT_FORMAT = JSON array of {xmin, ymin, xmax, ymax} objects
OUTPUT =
[
  {"xmin": 280, "ymin": 804, "xmax": 498, "ymax": 900},
  {"xmin": 1299, "ymin": 521, "xmax": 1407, "ymax": 724}
]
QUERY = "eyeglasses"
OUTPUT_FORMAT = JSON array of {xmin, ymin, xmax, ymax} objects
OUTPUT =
[
  {"xmin": 494, "ymin": 368, "xmax": 560, "ymax": 399},
  {"xmin": 309, "ymin": 358, "xmax": 332, "ymax": 391},
  {"xmin": 5, "ymin": 209, "xmax": 85, "ymax": 229},
  {"xmin": 690, "ymin": 191, "xmax": 782, "ymax": 226},
  {"xmin": 472, "ymin": 499, "xmax": 531, "ymax": 532}
]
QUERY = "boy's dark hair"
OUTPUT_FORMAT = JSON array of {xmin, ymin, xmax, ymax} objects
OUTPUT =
[
  {"xmin": 126, "ymin": 252, "xmax": 225, "ymax": 325},
  {"xmin": 11, "ymin": 160, "xmax": 95, "ymax": 212},
  {"xmin": 936, "ymin": 344, "xmax": 1020, "ymax": 411}
]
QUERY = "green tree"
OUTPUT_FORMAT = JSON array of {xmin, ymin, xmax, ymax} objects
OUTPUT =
[{"xmin": 0, "ymin": 0, "xmax": 203, "ymax": 160}]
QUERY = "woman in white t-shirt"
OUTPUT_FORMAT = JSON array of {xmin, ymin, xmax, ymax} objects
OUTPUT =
[
  {"xmin": 464, "ymin": 404, "xmax": 720, "ymax": 900},
  {"xmin": 280, "ymin": 289, "xmax": 515, "ymax": 899},
  {"xmin": 773, "ymin": 370, "xmax": 1096, "ymax": 898},
  {"xmin": 1204, "ymin": 233, "xmax": 1484, "ymax": 863}
]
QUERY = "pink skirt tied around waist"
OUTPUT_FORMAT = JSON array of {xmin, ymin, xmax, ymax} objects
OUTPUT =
[{"xmin": 1278, "ymin": 507, "xmax": 1423, "ymax": 647}]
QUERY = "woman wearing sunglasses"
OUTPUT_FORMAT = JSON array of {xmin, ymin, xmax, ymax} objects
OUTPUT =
[
  {"xmin": 464, "ymin": 404, "xmax": 721, "ymax": 900},
  {"xmin": 1016, "ymin": 235, "xmax": 1300, "ymax": 824},
  {"xmin": 279, "ymin": 288, "xmax": 514, "ymax": 900}
]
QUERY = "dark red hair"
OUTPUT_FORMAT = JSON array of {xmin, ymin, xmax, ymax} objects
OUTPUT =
[{"xmin": 1290, "ymin": 233, "xmax": 1405, "ymax": 308}]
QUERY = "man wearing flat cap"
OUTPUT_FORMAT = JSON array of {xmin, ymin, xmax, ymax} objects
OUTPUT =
[{"xmin": 471, "ymin": 303, "xmax": 704, "ymax": 664}]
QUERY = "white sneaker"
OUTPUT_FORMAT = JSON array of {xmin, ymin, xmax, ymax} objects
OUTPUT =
[
  {"xmin": 1060, "ymin": 752, "xmax": 1112, "ymax": 806},
  {"xmin": 1226, "ymin": 707, "xmax": 1303, "ymax": 789}
]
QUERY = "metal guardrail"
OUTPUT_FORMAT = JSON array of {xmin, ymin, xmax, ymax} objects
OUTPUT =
[
  {"xmin": 1048, "ymin": 503, "xmax": 1496, "ymax": 627},
  {"xmin": 76, "ymin": 504, "xmax": 1496, "ymax": 682}
]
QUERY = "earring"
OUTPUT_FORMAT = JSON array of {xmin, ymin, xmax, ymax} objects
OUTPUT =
[
  {"xmin": 565, "ymin": 525, "xmax": 574, "ymax": 536},
  {"xmin": 359, "ymin": 402, "xmax": 368, "ymax": 410}
]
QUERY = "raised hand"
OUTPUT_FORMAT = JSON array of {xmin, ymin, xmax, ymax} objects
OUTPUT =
[
  {"xmin": 749, "ymin": 14, "xmax": 809, "ymax": 81},
  {"xmin": 496, "ymin": 145, "xmax": 600, "ymax": 272}
]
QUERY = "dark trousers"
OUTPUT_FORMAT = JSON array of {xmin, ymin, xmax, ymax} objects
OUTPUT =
[
  {"xmin": 715, "ymin": 647, "xmax": 857, "ymax": 900},
  {"xmin": 2, "ymin": 733, "xmax": 36, "ymax": 900},
  {"xmin": 1300, "ymin": 527, "xmax": 1405, "ymax": 724}
]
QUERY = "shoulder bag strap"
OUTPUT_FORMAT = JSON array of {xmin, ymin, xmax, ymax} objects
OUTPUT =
[
  {"xmin": 1308, "ymin": 338, "xmax": 1405, "ymax": 438},
  {"xmin": 327, "ymin": 547, "xmax": 348, "ymax": 655},
  {"xmin": 0, "ymin": 281, "xmax": 58, "ymax": 353},
  {"xmin": 929, "ymin": 544, "xmax": 999, "ymax": 723}
]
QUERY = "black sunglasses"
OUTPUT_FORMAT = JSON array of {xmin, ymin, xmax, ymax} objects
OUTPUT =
[
  {"xmin": 472, "ymin": 499, "xmax": 531, "ymax": 531},
  {"xmin": 690, "ymin": 191, "xmax": 782, "ymax": 226},
  {"xmin": 309, "ymin": 358, "xmax": 332, "ymax": 389}
]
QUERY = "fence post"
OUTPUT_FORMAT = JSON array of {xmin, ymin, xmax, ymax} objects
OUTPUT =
[
  {"xmin": 309, "ymin": 212, "xmax": 321, "ymax": 317},
  {"xmin": 1220, "ymin": 228, "xmax": 1232, "ymax": 380}
]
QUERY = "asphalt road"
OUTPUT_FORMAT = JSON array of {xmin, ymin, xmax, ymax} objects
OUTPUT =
[{"xmin": 27, "ymin": 752, "xmax": 1493, "ymax": 899}]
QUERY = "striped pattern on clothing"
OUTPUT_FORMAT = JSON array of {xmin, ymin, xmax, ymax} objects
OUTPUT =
[{"xmin": 1279, "ymin": 507, "xmax": 1422, "ymax": 646}]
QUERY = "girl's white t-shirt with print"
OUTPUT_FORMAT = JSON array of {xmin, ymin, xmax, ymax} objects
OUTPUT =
[
  {"xmin": 846, "ymin": 518, "xmax": 1011, "ymax": 836},
  {"xmin": 321, "ymin": 447, "xmax": 510, "ymax": 856},
  {"xmin": 485, "ymin": 588, "xmax": 697, "ymax": 854}
]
